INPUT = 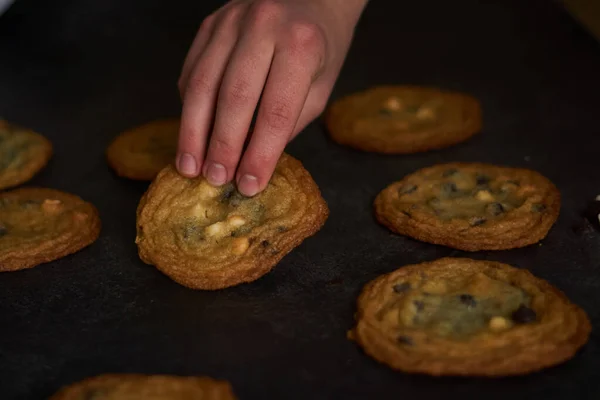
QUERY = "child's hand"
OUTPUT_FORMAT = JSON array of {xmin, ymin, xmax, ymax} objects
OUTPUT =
[{"xmin": 176, "ymin": 0, "xmax": 368, "ymax": 196}]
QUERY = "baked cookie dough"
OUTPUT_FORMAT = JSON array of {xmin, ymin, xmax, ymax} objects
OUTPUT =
[
  {"xmin": 136, "ymin": 153, "xmax": 329, "ymax": 290},
  {"xmin": 374, "ymin": 162, "xmax": 560, "ymax": 251},
  {"xmin": 0, "ymin": 119, "xmax": 52, "ymax": 190},
  {"xmin": 0, "ymin": 188, "xmax": 101, "ymax": 272},
  {"xmin": 106, "ymin": 119, "xmax": 179, "ymax": 180},
  {"xmin": 350, "ymin": 257, "xmax": 591, "ymax": 376},
  {"xmin": 49, "ymin": 374, "xmax": 237, "ymax": 400},
  {"xmin": 325, "ymin": 86, "xmax": 481, "ymax": 154}
]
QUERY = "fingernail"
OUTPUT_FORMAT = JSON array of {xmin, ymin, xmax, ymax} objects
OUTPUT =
[
  {"xmin": 205, "ymin": 162, "xmax": 227, "ymax": 186},
  {"xmin": 238, "ymin": 174, "xmax": 259, "ymax": 197},
  {"xmin": 177, "ymin": 153, "xmax": 197, "ymax": 176}
]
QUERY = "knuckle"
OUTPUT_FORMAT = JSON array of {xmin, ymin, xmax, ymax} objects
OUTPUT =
[
  {"xmin": 263, "ymin": 101, "xmax": 294, "ymax": 131},
  {"xmin": 220, "ymin": 4, "xmax": 244, "ymax": 28},
  {"xmin": 186, "ymin": 72, "xmax": 213, "ymax": 96},
  {"xmin": 199, "ymin": 14, "xmax": 216, "ymax": 35},
  {"xmin": 209, "ymin": 136, "xmax": 237, "ymax": 161},
  {"xmin": 224, "ymin": 78, "xmax": 252, "ymax": 107},
  {"xmin": 286, "ymin": 21, "xmax": 325, "ymax": 54},
  {"xmin": 251, "ymin": 0, "xmax": 284, "ymax": 25}
]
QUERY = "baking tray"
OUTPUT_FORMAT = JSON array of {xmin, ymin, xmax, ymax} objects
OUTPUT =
[{"xmin": 0, "ymin": 0, "xmax": 599, "ymax": 398}]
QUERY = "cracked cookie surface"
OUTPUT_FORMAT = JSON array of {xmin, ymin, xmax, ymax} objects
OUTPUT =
[
  {"xmin": 49, "ymin": 374, "xmax": 237, "ymax": 400},
  {"xmin": 325, "ymin": 86, "xmax": 481, "ymax": 154},
  {"xmin": 106, "ymin": 119, "xmax": 179, "ymax": 180},
  {"xmin": 0, "ymin": 188, "xmax": 101, "ymax": 272},
  {"xmin": 350, "ymin": 257, "xmax": 591, "ymax": 376},
  {"xmin": 136, "ymin": 153, "xmax": 329, "ymax": 290},
  {"xmin": 0, "ymin": 119, "xmax": 52, "ymax": 190},
  {"xmin": 374, "ymin": 162, "xmax": 560, "ymax": 251}
]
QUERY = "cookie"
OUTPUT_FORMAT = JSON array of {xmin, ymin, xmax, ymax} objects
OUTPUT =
[
  {"xmin": 135, "ymin": 153, "xmax": 329, "ymax": 290},
  {"xmin": 325, "ymin": 86, "xmax": 481, "ymax": 154},
  {"xmin": 374, "ymin": 162, "xmax": 560, "ymax": 251},
  {"xmin": 49, "ymin": 374, "xmax": 237, "ymax": 399},
  {"xmin": 350, "ymin": 257, "xmax": 591, "ymax": 376},
  {"xmin": 106, "ymin": 119, "xmax": 179, "ymax": 180},
  {"xmin": 0, "ymin": 188, "xmax": 101, "ymax": 272},
  {"xmin": 0, "ymin": 119, "xmax": 52, "ymax": 190}
]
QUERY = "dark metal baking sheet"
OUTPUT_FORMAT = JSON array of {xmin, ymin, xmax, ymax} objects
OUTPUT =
[{"xmin": 0, "ymin": 0, "xmax": 599, "ymax": 398}]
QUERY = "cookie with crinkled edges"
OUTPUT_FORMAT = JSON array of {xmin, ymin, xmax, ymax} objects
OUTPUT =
[
  {"xmin": 135, "ymin": 153, "xmax": 329, "ymax": 290},
  {"xmin": 325, "ymin": 85, "xmax": 481, "ymax": 154},
  {"xmin": 49, "ymin": 374, "xmax": 237, "ymax": 399},
  {"xmin": 374, "ymin": 162, "xmax": 560, "ymax": 251},
  {"xmin": 0, "ymin": 188, "xmax": 101, "ymax": 272},
  {"xmin": 106, "ymin": 118, "xmax": 179, "ymax": 180},
  {"xmin": 0, "ymin": 119, "xmax": 52, "ymax": 190},
  {"xmin": 350, "ymin": 257, "xmax": 591, "ymax": 376}
]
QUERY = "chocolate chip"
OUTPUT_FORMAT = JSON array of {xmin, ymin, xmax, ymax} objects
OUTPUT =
[
  {"xmin": 532, "ymin": 204, "xmax": 546, "ymax": 212},
  {"xmin": 220, "ymin": 185, "xmax": 235, "ymax": 203},
  {"xmin": 476, "ymin": 174, "xmax": 490, "ymax": 185},
  {"xmin": 486, "ymin": 202, "xmax": 505, "ymax": 216},
  {"xmin": 399, "ymin": 185, "xmax": 418, "ymax": 195},
  {"xmin": 506, "ymin": 180, "xmax": 520, "ymax": 186},
  {"xmin": 0, "ymin": 224, "xmax": 7, "ymax": 237},
  {"xmin": 459, "ymin": 294, "xmax": 477, "ymax": 307},
  {"xmin": 511, "ymin": 305, "xmax": 537, "ymax": 324},
  {"xmin": 442, "ymin": 168, "xmax": 458, "ymax": 177},
  {"xmin": 470, "ymin": 216, "xmax": 486, "ymax": 226},
  {"xmin": 442, "ymin": 182, "xmax": 458, "ymax": 194},
  {"xmin": 401, "ymin": 210, "xmax": 412, "ymax": 217},
  {"xmin": 261, "ymin": 240, "xmax": 270, "ymax": 247},
  {"xmin": 413, "ymin": 300, "xmax": 425, "ymax": 311},
  {"xmin": 397, "ymin": 335, "xmax": 414, "ymax": 346},
  {"xmin": 393, "ymin": 282, "xmax": 411, "ymax": 293},
  {"xmin": 276, "ymin": 226, "xmax": 288, "ymax": 233},
  {"xmin": 379, "ymin": 108, "xmax": 393, "ymax": 117}
]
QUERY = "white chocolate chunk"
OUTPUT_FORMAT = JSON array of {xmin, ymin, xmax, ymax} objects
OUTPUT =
[
  {"xmin": 232, "ymin": 237, "xmax": 250, "ymax": 255},
  {"xmin": 205, "ymin": 221, "xmax": 226, "ymax": 237},
  {"xmin": 489, "ymin": 316, "xmax": 511, "ymax": 332},
  {"xmin": 475, "ymin": 190, "xmax": 494, "ymax": 202},
  {"xmin": 227, "ymin": 215, "xmax": 246, "ymax": 228},
  {"xmin": 383, "ymin": 97, "xmax": 403, "ymax": 111}
]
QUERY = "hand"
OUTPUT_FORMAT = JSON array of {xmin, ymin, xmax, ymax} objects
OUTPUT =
[{"xmin": 176, "ymin": 0, "xmax": 368, "ymax": 196}]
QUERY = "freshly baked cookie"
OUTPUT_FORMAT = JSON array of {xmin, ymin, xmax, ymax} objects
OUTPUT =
[
  {"xmin": 374, "ymin": 162, "xmax": 560, "ymax": 251},
  {"xmin": 0, "ymin": 188, "xmax": 101, "ymax": 272},
  {"xmin": 49, "ymin": 374, "xmax": 237, "ymax": 399},
  {"xmin": 106, "ymin": 119, "xmax": 179, "ymax": 180},
  {"xmin": 0, "ymin": 119, "xmax": 52, "ymax": 190},
  {"xmin": 350, "ymin": 257, "xmax": 591, "ymax": 376},
  {"xmin": 136, "ymin": 153, "xmax": 329, "ymax": 290},
  {"xmin": 325, "ymin": 86, "xmax": 481, "ymax": 154}
]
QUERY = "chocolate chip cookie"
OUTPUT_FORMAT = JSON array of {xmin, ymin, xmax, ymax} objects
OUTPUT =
[
  {"xmin": 325, "ymin": 86, "xmax": 481, "ymax": 154},
  {"xmin": 136, "ymin": 153, "xmax": 329, "ymax": 290},
  {"xmin": 374, "ymin": 162, "xmax": 560, "ymax": 251},
  {"xmin": 106, "ymin": 119, "xmax": 179, "ymax": 180},
  {"xmin": 0, "ymin": 188, "xmax": 101, "ymax": 272},
  {"xmin": 350, "ymin": 257, "xmax": 591, "ymax": 376},
  {"xmin": 49, "ymin": 374, "xmax": 237, "ymax": 399},
  {"xmin": 0, "ymin": 119, "xmax": 52, "ymax": 190}
]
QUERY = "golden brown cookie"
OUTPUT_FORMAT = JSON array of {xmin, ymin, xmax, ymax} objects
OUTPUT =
[
  {"xmin": 49, "ymin": 374, "xmax": 237, "ymax": 399},
  {"xmin": 350, "ymin": 257, "xmax": 591, "ymax": 376},
  {"xmin": 374, "ymin": 162, "xmax": 560, "ymax": 251},
  {"xmin": 106, "ymin": 119, "xmax": 179, "ymax": 180},
  {"xmin": 0, "ymin": 188, "xmax": 101, "ymax": 272},
  {"xmin": 135, "ymin": 153, "xmax": 329, "ymax": 290},
  {"xmin": 0, "ymin": 119, "xmax": 52, "ymax": 190},
  {"xmin": 325, "ymin": 86, "xmax": 481, "ymax": 154}
]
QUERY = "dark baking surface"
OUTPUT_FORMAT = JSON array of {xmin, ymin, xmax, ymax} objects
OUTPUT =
[{"xmin": 0, "ymin": 0, "xmax": 599, "ymax": 398}]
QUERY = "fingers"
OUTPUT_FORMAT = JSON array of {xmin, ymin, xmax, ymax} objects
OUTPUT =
[
  {"xmin": 201, "ymin": 7, "xmax": 278, "ymax": 187},
  {"xmin": 235, "ymin": 21, "xmax": 326, "ymax": 196},
  {"xmin": 176, "ymin": 7, "xmax": 244, "ymax": 178},
  {"xmin": 177, "ymin": 14, "xmax": 217, "ymax": 100}
]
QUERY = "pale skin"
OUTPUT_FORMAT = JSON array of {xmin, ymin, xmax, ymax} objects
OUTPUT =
[{"xmin": 176, "ymin": 0, "xmax": 369, "ymax": 196}]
